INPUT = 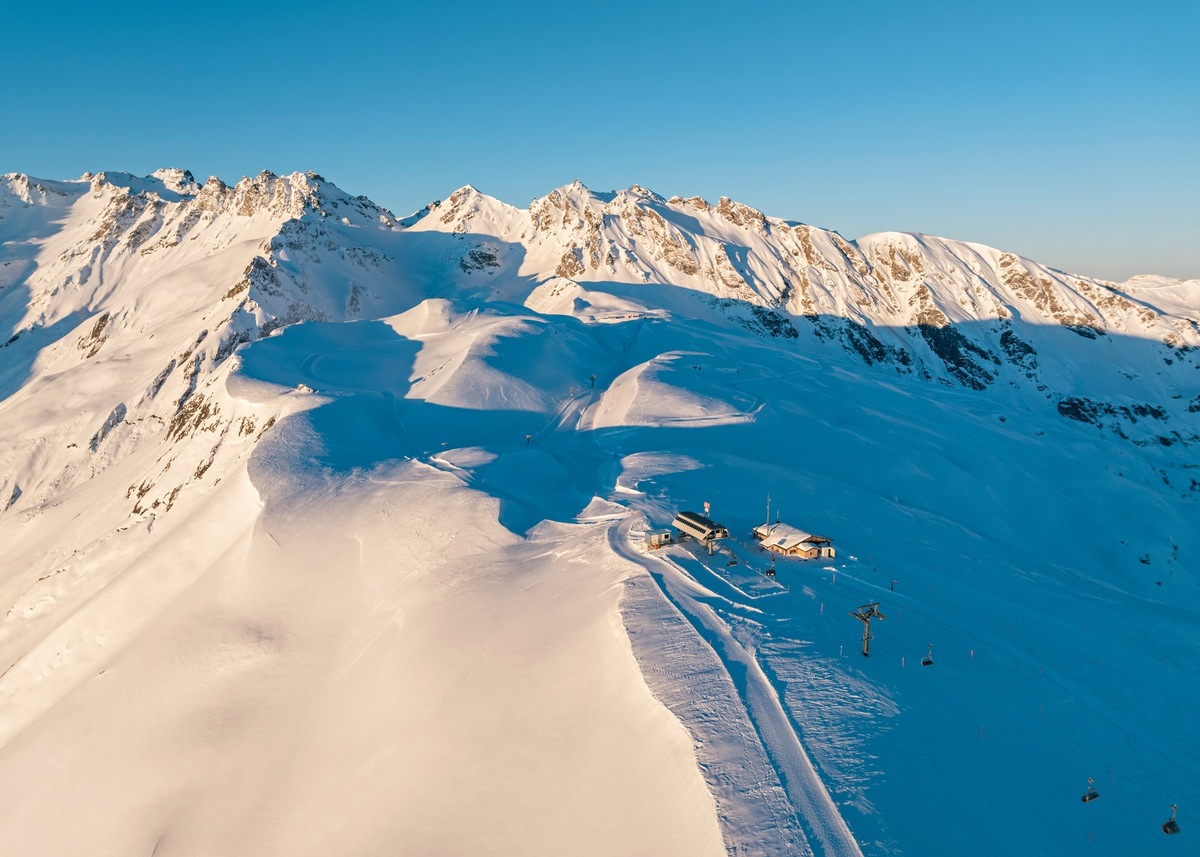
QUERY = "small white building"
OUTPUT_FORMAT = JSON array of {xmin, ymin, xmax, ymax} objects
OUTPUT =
[
  {"xmin": 752, "ymin": 522, "xmax": 835, "ymax": 559},
  {"xmin": 644, "ymin": 529, "xmax": 673, "ymax": 550}
]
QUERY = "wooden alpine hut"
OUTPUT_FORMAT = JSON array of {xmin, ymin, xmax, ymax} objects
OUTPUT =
[{"xmin": 752, "ymin": 521, "xmax": 835, "ymax": 559}]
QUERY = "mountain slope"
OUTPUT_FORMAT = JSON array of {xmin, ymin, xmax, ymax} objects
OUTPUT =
[
  {"xmin": 0, "ymin": 169, "xmax": 1196, "ymax": 856},
  {"xmin": 420, "ymin": 180, "xmax": 1198, "ymax": 419}
]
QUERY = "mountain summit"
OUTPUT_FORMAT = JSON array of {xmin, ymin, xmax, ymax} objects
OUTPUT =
[{"xmin": 0, "ymin": 169, "xmax": 1196, "ymax": 857}]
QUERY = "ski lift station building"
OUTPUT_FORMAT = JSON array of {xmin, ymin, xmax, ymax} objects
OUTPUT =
[
  {"xmin": 672, "ymin": 511, "xmax": 730, "ymax": 541},
  {"xmin": 753, "ymin": 521, "xmax": 835, "ymax": 559}
]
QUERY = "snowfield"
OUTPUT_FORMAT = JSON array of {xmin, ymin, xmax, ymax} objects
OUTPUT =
[{"xmin": 0, "ymin": 169, "xmax": 1196, "ymax": 855}]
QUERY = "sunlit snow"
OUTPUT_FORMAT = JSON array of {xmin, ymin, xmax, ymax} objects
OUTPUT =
[{"xmin": 0, "ymin": 169, "xmax": 1196, "ymax": 856}]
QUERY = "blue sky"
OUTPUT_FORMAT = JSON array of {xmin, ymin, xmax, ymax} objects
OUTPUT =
[{"xmin": 5, "ymin": 0, "xmax": 1197, "ymax": 280}]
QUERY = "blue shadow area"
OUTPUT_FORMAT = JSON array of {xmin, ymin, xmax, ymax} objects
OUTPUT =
[
  {"xmin": 234, "ymin": 301, "xmax": 1200, "ymax": 542},
  {"xmin": 238, "ymin": 316, "xmax": 614, "ymax": 531}
]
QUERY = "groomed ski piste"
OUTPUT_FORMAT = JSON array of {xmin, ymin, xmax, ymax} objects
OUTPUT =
[{"xmin": 0, "ymin": 170, "xmax": 1197, "ymax": 855}]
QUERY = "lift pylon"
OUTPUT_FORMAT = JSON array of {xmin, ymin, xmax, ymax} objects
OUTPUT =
[{"xmin": 849, "ymin": 602, "xmax": 886, "ymax": 656}]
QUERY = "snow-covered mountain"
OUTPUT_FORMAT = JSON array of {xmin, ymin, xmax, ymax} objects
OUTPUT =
[
  {"xmin": 1, "ymin": 169, "xmax": 1196, "ymax": 856},
  {"xmin": 424, "ymin": 180, "xmax": 1198, "ymax": 417}
]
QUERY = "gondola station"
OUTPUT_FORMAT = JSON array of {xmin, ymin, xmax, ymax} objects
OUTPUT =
[{"xmin": 671, "ymin": 510, "xmax": 729, "ymax": 555}]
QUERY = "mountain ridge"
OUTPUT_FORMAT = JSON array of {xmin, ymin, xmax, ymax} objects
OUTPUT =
[
  {"xmin": 2, "ymin": 166, "xmax": 1195, "ymax": 569},
  {"xmin": 2, "ymin": 167, "xmax": 1198, "ymax": 856},
  {"xmin": 2, "ymin": 169, "xmax": 1197, "ymax": 510}
]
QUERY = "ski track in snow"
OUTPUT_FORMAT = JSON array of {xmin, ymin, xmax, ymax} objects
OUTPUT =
[
  {"xmin": 2, "ymin": 169, "xmax": 1198, "ymax": 856},
  {"xmin": 613, "ymin": 517, "xmax": 864, "ymax": 857}
]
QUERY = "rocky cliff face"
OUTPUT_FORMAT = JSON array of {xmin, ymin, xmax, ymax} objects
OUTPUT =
[
  {"xmin": 1, "ymin": 169, "xmax": 1197, "ymax": 857},
  {"xmin": 1, "ymin": 169, "xmax": 1197, "ymax": 533},
  {"xmin": 0, "ymin": 169, "xmax": 412, "ymax": 526},
  {"xmin": 418, "ymin": 180, "xmax": 1199, "ymax": 449}
]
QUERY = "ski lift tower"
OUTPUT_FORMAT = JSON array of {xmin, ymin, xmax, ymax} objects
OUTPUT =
[{"xmin": 850, "ymin": 602, "xmax": 886, "ymax": 657}]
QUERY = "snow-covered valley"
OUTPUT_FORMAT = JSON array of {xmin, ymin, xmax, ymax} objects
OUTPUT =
[{"xmin": 1, "ymin": 169, "xmax": 1196, "ymax": 855}]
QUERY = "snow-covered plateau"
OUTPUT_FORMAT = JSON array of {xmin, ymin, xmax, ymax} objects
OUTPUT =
[{"xmin": 0, "ymin": 168, "xmax": 1196, "ymax": 856}]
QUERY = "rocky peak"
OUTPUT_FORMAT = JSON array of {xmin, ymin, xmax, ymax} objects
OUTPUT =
[
  {"xmin": 715, "ymin": 196, "xmax": 767, "ymax": 233},
  {"xmin": 196, "ymin": 175, "xmax": 231, "ymax": 212},
  {"xmin": 0, "ymin": 173, "xmax": 81, "ymax": 207},
  {"xmin": 416, "ymin": 184, "xmax": 518, "ymax": 236},
  {"xmin": 531, "ymin": 181, "xmax": 606, "ymax": 227},
  {"xmin": 625, "ymin": 184, "xmax": 666, "ymax": 204},
  {"xmin": 667, "ymin": 194, "xmax": 713, "ymax": 213},
  {"xmin": 230, "ymin": 170, "xmax": 314, "ymax": 219},
  {"xmin": 86, "ymin": 170, "xmax": 199, "ymax": 203},
  {"xmin": 151, "ymin": 167, "xmax": 200, "ymax": 195}
]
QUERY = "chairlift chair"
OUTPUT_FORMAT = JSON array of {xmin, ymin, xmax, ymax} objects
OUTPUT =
[
  {"xmin": 1081, "ymin": 777, "xmax": 1099, "ymax": 803},
  {"xmin": 1163, "ymin": 804, "xmax": 1180, "ymax": 835},
  {"xmin": 921, "ymin": 643, "xmax": 934, "ymax": 667}
]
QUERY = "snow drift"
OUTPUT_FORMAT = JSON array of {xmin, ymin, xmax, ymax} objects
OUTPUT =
[{"xmin": 1, "ymin": 168, "xmax": 1196, "ymax": 856}]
